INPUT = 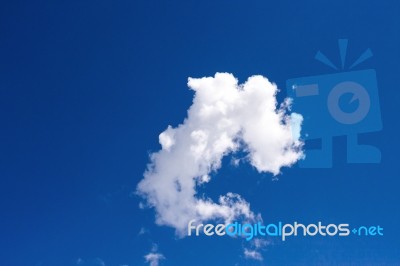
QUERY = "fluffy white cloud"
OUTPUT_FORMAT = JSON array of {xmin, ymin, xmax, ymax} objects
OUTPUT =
[{"xmin": 137, "ymin": 73, "xmax": 303, "ymax": 234}]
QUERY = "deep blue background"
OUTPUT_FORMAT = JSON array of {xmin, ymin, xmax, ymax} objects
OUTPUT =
[{"xmin": 1, "ymin": 1, "xmax": 399, "ymax": 265}]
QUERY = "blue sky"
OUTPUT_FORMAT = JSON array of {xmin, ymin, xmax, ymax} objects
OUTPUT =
[{"xmin": 1, "ymin": 1, "xmax": 400, "ymax": 265}]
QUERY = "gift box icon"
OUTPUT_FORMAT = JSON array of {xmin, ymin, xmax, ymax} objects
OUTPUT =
[{"xmin": 286, "ymin": 39, "xmax": 382, "ymax": 168}]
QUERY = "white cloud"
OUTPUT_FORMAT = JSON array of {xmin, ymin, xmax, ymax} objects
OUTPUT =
[
  {"xmin": 144, "ymin": 244, "xmax": 165, "ymax": 266},
  {"xmin": 144, "ymin": 253, "xmax": 165, "ymax": 266},
  {"xmin": 138, "ymin": 227, "xmax": 148, "ymax": 236},
  {"xmin": 242, "ymin": 238, "xmax": 271, "ymax": 261},
  {"xmin": 137, "ymin": 73, "xmax": 303, "ymax": 234},
  {"xmin": 244, "ymin": 248, "xmax": 263, "ymax": 261},
  {"xmin": 252, "ymin": 238, "xmax": 271, "ymax": 249},
  {"xmin": 231, "ymin": 157, "xmax": 241, "ymax": 167},
  {"xmin": 159, "ymin": 126, "xmax": 175, "ymax": 151}
]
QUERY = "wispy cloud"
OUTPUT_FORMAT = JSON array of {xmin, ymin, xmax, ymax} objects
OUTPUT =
[
  {"xmin": 137, "ymin": 73, "xmax": 303, "ymax": 234},
  {"xmin": 244, "ymin": 248, "xmax": 263, "ymax": 261},
  {"xmin": 253, "ymin": 238, "xmax": 271, "ymax": 249},
  {"xmin": 243, "ymin": 238, "xmax": 272, "ymax": 262},
  {"xmin": 76, "ymin": 257, "xmax": 106, "ymax": 266},
  {"xmin": 138, "ymin": 227, "xmax": 148, "ymax": 236},
  {"xmin": 144, "ymin": 244, "xmax": 165, "ymax": 266}
]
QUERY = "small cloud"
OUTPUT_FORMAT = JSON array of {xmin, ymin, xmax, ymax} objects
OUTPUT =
[
  {"xmin": 145, "ymin": 253, "xmax": 165, "ymax": 266},
  {"xmin": 138, "ymin": 227, "xmax": 148, "ymax": 236},
  {"xmin": 138, "ymin": 202, "xmax": 146, "ymax": 209},
  {"xmin": 242, "ymin": 238, "xmax": 272, "ymax": 262},
  {"xmin": 92, "ymin": 258, "xmax": 106, "ymax": 266},
  {"xmin": 197, "ymin": 174, "xmax": 211, "ymax": 184},
  {"xmin": 230, "ymin": 157, "xmax": 241, "ymax": 167},
  {"xmin": 252, "ymin": 238, "xmax": 270, "ymax": 249},
  {"xmin": 144, "ymin": 244, "xmax": 165, "ymax": 266},
  {"xmin": 243, "ymin": 248, "xmax": 263, "ymax": 261},
  {"xmin": 75, "ymin": 257, "xmax": 105, "ymax": 266}
]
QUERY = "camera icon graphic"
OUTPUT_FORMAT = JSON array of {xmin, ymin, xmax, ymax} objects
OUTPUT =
[{"xmin": 287, "ymin": 39, "xmax": 382, "ymax": 168}]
